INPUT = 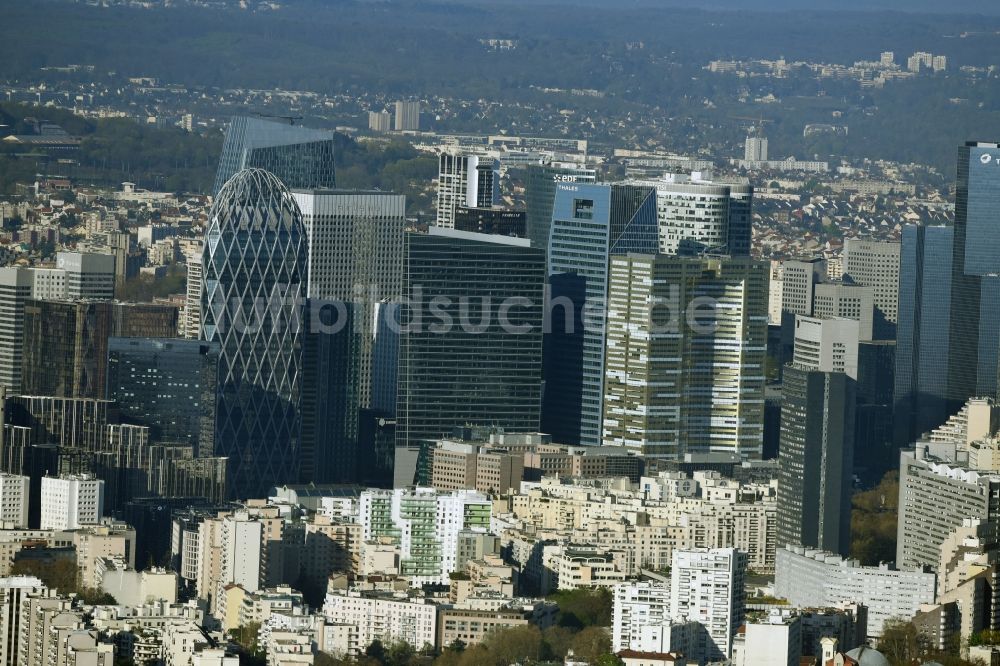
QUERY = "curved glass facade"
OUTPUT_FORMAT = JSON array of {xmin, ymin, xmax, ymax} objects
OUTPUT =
[
  {"xmin": 202, "ymin": 168, "xmax": 307, "ymax": 499},
  {"xmin": 213, "ymin": 115, "xmax": 337, "ymax": 196}
]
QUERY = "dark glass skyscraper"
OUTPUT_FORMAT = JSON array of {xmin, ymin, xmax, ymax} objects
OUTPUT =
[
  {"xmin": 202, "ymin": 169, "xmax": 307, "ymax": 499},
  {"xmin": 21, "ymin": 300, "xmax": 178, "ymax": 399},
  {"xmin": 395, "ymin": 229, "xmax": 545, "ymax": 448},
  {"xmin": 543, "ymin": 183, "xmax": 658, "ymax": 446},
  {"xmin": 894, "ymin": 224, "xmax": 954, "ymax": 446},
  {"xmin": 777, "ymin": 364, "xmax": 855, "ymax": 556},
  {"xmin": 213, "ymin": 115, "xmax": 337, "ymax": 196},
  {"xmin": 105, "ymin": 337, "xmax": 219, "ymax": 454}
]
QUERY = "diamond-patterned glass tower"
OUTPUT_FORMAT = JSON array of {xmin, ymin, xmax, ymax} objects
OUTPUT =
[{"xmin": 202, "ymin": 168, "xmax": 307, "ymax": 499}]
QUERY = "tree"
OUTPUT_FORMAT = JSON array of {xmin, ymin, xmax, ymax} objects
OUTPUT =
[
  {"xmin": 548, "ymin": 588, "xmax": 613, "ymax": 628},
  {"xmin": 365, "ymin": 640, "xmax": 387, "ymax": 663},
  {"xmin": 117, "ymin": 263, "xmax": 186, "ymax": 302},
  {"xmin": 542, "ymin": 625, "xmax": 574, "ymax": 660},
  {"xmin": 879, "ymin": 619, "xmax": 930, "ymax": 666},
  {"xmin": 11, "ymin": 557, "xmax": 78, "ymax": 593},
  {"xmin": 594, "ymin": 655, "xmax": 626, "ymax": 666},
  {"xmin": 232, "ymin": 623, "xmax": 263, "ymax": 660},
  {"xmin": 482, "ymin": 625, "xmax": 543, "ymax": 665},
  {"xmin": 851, "ymin": 470, "xmax": 899, "ymax": 566},
  {"xmin": 569, "ymin": 626, "xmax": 612, "ymax": 664}
]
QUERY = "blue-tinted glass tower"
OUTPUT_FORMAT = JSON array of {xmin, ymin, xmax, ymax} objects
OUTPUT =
[
  {"xmin": 213, "ymin": 115, "xmax": 336, "ymax": 196},
  {"xmin": 894, "ymin": 224, "xmax": 953, "ymax": 446},
  {"xmin": 949, "ymin": 142, "xmax": 1000, "ymax": 405},
  {"xmin": 202, "ymin": 169, "xmax": 307, "ymax": 499},
  {"xmin": 542, "ymin": 183, "xmax": 658, "ymax": 446}
]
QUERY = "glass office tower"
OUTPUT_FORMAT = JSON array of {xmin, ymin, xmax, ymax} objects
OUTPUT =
[
  {"xmin": 894, "ymin": 224, "xmax": 954, "ymax": 446},
  {"xmin": 395, "ymin": 229, "xmax": 545, "ymax": 448},
  {"xmin": 543, "ymin": 183, "xmax": 658, "ymax": 446},
  {"xmin": 202, "ymin": 169, "xmax": 307, "ymax": 499},
  {"xmin": 947, "ymin": 142, "xmax": 1000, "ymax": 414},
  {"xmin": 106, "ymin": 337, "xmax": 220, "ymax": 454},
  {"xmin": 213, "ymin": 115, "xmax": 337, "ymax": 196},
  {"xmin": 524, "ymin": 162, "xmax": 596, "ymax": 254}
]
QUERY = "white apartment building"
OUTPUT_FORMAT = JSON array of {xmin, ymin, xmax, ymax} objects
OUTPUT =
[
  {"xmin": 0, "ymin": 575, "xmax": 46, "ymax": 665},
  {"xmin": 0, "ymin": 475, "xmax": 29, "ymax": 528},
  {"xmin": 731, "ymin": 609, "xmax": 802, "ymax": 666},
  {"xmin": 768, "ymin": 260, "xmax": 783, "ymax": 325},
  {"xmin": 613, "ymin": 582, "xmax": 673, "ymax": 652},
  {"xmin": 774, "ymin": 545, "xmax": 935, "ymax": 637},
  {"xmin": 39, "ymin": 475, "xmax": 104, "ymax": 530},
  {"xmin": 216, "ymin": 513, "xmax": 265, "ymax": 616},
  {"xmin": 323, "ymin": 591, "xmax": 437, "ymax": 654},
  {"xmin": 184, "ymin": 257, "xmax": 203, "ymax": 339},
  {"xmin": 896, "ymin": 448, "xmax": 1000, "ymax": 571},
  {"xmin": 670, "ymin": 548, "xmax": 746, "ymax": 661}
]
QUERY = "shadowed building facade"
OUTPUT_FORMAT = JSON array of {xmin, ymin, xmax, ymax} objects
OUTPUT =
[
  {"xmin": 395, "ymin": 229, "xmax": 545, "ymax": 448},
  {"xmin": 105, "ymin": 337, "xmax": 219, "ymax": 454}
]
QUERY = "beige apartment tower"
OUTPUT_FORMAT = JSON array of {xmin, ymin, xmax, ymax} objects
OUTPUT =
[{"xmin": 602, "ymin": 254, "xmax": 769, "ymax": 459}]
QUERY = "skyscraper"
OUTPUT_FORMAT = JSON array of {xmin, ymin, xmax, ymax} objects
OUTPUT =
[
  {"xmin": 744, "ymin": 134, "xmax": 769, "ymax": 162},
  {"xmin": 56, "ymin": 252, "xmax": 116, "ymax": 300},
  {"xmin": 781, "ymin": 257, "xmax": 827, "ymax": 318},
  {"xmin": 21, "ymin": 300, "xmax": 178, "ymax": 399},
  {"xmin": 291, "ymin": 189, "xmax": 406, "ymax": 483},
  {"xmin": 213, "ymin": 115, "xmax": 337, "ymax": 196},
  {"xmin": 105, "ymin": 337, "xmax": 219, "ymax": 453},
  {"xmin": 292, "ymin": 189, "xmax": 406, "ymax": 407},
  {"xmin": 524, "ymin": 162, "xmax": 596, "ymax": 254},
  {"xmin": 0, "ymin": 269, "xmax": 33, "ymax": 392},
  {"xmin": 894, "ymin": 224, "xmax": 954, "ymax": 446},
  {"xmin": 812, "ymin": 282, "xmax": 875, "ymax": 341},
  {"xmin": 948, "ymin": 142, "xmax": 1000, "ymax": 410},
  {"xmin": 368, "ymin": 111, "xmax": 392, "ymax": 133},
  {"xmin": 184, "ymin": 257, "xmax": 203, "ymax": 339},
  {"xmin": 0, "ymin": 254, "xmax": 117, "ymax": 393},
  {"xmin": 202, "ymin": 169, "xmax": 307, "ymax": 499},
  {"xmin": 602, "ymin": 254, "xmax": 768, "ymax": 460},
  {"xmin": 543, "ymin": 183, "xmax": 658, "ymax": 446},
  {"xmin": 395, "ymin": 228, "xmax": 545, "ymax": 448},
  {"xmin": 630, "ymin": 173, "xmax": 753, "ymax": 257},
  {"xmin": 435, "ymin": 154, "xmax": 499, "ymax": 229},
  {"xmin": 777, "ymin": 316, "xmax": 857, "ymax": 556},
  {"xmin": 843, "ymin": 238, "xmax": 900, "ymax": 339}
]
